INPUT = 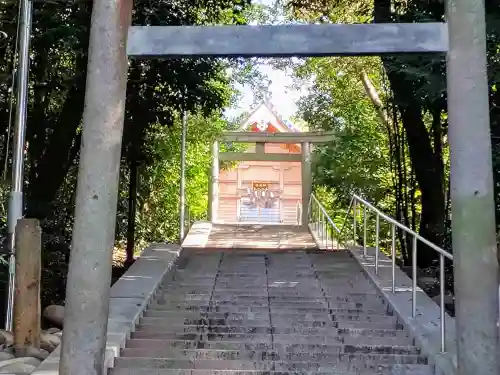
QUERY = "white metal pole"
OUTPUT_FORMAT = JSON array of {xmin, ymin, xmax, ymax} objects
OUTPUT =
[
  {"xmin": 179, "ymin": 111, "xmax": 187, "ymax": 242},
  {"xmin": 5, "ymin": 0, "xmax": 33, "ymax": 331}
]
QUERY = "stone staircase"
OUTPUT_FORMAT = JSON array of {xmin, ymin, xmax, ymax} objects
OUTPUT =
[{"xmin": 109, "ymin": 250, "xmax": 433, "ymax": 375}]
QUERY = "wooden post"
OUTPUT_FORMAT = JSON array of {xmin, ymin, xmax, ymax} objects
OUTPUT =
[{"xmin": 13, "ymin": 218, "xmax": 41, "ymax": 354}]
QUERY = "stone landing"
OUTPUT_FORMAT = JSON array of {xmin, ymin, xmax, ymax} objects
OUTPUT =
[{"xmin": 205, "ymin": 224, "xmax": 317, "ymax": 250}]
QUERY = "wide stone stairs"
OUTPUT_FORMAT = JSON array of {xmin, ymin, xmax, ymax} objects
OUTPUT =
[{"xmin": 110, "ymin": 250, "xmax": 433, "ymax": 374}]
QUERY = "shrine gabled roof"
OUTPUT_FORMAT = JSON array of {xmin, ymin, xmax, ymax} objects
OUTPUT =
[{"xmin": 239, "ymin": 101, "xmax": 301, "ymax": 133}]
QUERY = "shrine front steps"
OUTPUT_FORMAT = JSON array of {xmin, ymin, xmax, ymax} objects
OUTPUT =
[{"xmin": 108, "ymin": 250, "xmax": 434, "ymax": 375}]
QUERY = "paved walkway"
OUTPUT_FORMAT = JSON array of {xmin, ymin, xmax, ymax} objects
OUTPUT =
[{"xmin": 206, "ymin": 224, "xmax": 317, "ymax": 250}]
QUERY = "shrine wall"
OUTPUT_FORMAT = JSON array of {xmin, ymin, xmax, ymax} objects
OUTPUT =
[{"xmin": 217, "ymin": 153, "xmax": 302, "ymax": 224}]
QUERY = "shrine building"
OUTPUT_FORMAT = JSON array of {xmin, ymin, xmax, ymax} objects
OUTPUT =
[{"xmin": 215, "ymin": 102, "xmax": 304, "ymax": 225}]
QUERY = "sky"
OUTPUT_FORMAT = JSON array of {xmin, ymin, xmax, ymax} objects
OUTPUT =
[{"xmin": 224, "ymin": 0, "xmax": 306, "ymax": 122}]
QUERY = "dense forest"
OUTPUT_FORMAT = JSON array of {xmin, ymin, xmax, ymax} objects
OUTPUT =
[
  {"xmin": 276, "ymin": 0, "xmax": 500, "ymax": 271},
  {"xmin": 0, "ymin": 0, "xmax": 499, "ymax": 324},
  {"xmin": 0, "ymin": 0, "xmax": 254, "ymax": 324}
]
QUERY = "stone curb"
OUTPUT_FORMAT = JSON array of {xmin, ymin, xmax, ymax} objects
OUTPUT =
[
  {"xmin": 348, "ymin": 246, "xmax": 457, "ymax": 375},
  {"xmin": 181, "ymin": 220, "xmax": 212, "ymax": 249},
  {"xmin": 31, "ymin": 243, "xmax": 181, "ymax": 375}
]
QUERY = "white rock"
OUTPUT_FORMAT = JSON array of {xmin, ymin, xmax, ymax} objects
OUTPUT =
[
  {"xmin": 43, "ymin": 305, "xmax": 64, "ymax": 327},
  {"xmin": 40, "ymin": 341, "xmax": 55, "ymax": 353},
  {"xmin": 40, "ymin": 332, "xmax": 60, "ymax": 347},
  {"xmin": 44, "ymin": 327, "xmax": 61, "ymax": 334}
]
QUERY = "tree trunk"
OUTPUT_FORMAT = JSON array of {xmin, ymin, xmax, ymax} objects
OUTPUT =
[
  {"xmin": 399, "ymin": 104, "xmax": 445, "ymax": 265},
  {"xmin": 359, "ymin": 70, "xmax": 390, "ymax": 127},
  {"xmin": 374, "ymin": 0, "xmax": 446, "ymax": 267}
]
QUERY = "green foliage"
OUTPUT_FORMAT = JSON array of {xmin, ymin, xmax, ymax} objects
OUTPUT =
[
  {"xmin": 295, "ymin": 57, "xmax": 391, "ymax": 205},
  {"xmin": 134, "ymin": 113, "xmax": 228, "ymax": 245},
  {"xmin": 280, "ymin": 0, "xmax": 451, "ymax": 266},
  {"xmin": 0, "ymin": 0, "xmax": 254, "ymax": 315}
]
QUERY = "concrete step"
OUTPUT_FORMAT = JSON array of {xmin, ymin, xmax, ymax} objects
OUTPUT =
[
  {"xmin": 158, "ymin": 293, "xmax": 385, "ymax": 304},
  {"xmin": 140, "ymin": 314, "xmax": 398, "ymax": 330},
  {"xmin": 130, "ymin": 331, "xmax": 408, "ymax": 346},
  {"xmin": 330, "ymin": 313, "xmax": 398, "ymax": 323},
  {"xmin": 126, "ymin": 338, "xmax": 272, "ymax": 350},
  {"xmin": 108, "ymin": 367, "xmax": 356, "ymax": 375},
  {"xmin": 148, "ymin": 304, "xmax": 334, "ymax": 314},
  {"xmin": 142, "ymin": 310, "xmax": 271, "ymax": 320},
  {"xmin": 150, "ymin": 296, "xmax": 386, "ymax": 308},
  {"xmin": 129, "ymin": 332, "xmax": 413, "ymax": 346},
  {"xmin": 109, "ymin": 368, "xmax": 371, "ymax": 375},
  {"xmin": 133, "ymin": 325, "xmax": 409, "ymax": 339},
  {"xmin": 390, "ymin": 364, "xmax": 436, "ymax": 375},
  {"xmin": 158, "ymin": 290, "xmax": 337, "ymax": 298},
  {"xmin": 113, "ymin": 354, "xmax": 427, "ymax": 370},
  {"xmin": 154, "ymin": 299, "xmax": 333, "ymax": 308},
  {"xmin": 157, "ymin": 297, "xmax": 330, "ymax": 305},
  {"xmin": 141, "ymin": 308, "xmax": 392, "ymax": 322},
  {"xmin": 147, "ymin": 303, "xmax": 389, "ymax": 315},
  {"xmin": 145, "ymin": 305, "xmax": 390, "ymax": 318},
  {"xmin": 110, "ymin": 364, "xmax": 434, "ymax": 375},
  {"xmin": 121, "ymin": 344, "xmax": 421, "ymax": 360}
]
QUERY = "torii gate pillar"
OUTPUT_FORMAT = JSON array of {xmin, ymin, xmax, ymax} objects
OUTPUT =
[
  {"xmin": 301, "ymin": 142, "xmax": 312, "ymax": 226},
  {"xmin": 209, "ymin": 140, "xmax": 219, "ymax": 222},
  {"xmin": 446, "ymin": 1, "xmax": 499, "ymax": 374}
]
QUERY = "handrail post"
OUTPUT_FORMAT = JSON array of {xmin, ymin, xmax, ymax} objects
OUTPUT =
[
  {"xmin": 391, "ymin": 224, "xmax": 396, "ymax": 293},
  {"xmin": 363, "ymin": 204, "xmax": 367, "ymax": 257},
  {"xmin": 440, "ymin": 253, "xmax": 446, "ymax": 352},
  {"xmin": 336, "ymin": 223, "xmax": 340, "ymax": 250},
  {"xmin": 317, "ymin": 202, "xmax": 320, "ymax": 231},
  {"xmin": 321, "ymin": 211, "xmax": 326, "ymax": 246},
  {"xmin": 412, "ymin": 235, "xmax": 417, "ymax": 318},
  {"xmin": 375, "ymin": 213, "xmax": 379, "ymax": 275},
  {"xmin": 323, "ymin": 212, "xmax": 327, "ymax": 248},
  {"xmin": 179, "ymin": 110, "xmax": 187, "ymax": 243},
  {"xmin": 352, "ymin": 198, "xmax": 357, "ymax": 245}
]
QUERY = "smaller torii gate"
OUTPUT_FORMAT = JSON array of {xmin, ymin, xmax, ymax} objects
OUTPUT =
[{"xmin": 209, "ymin": 131, "xmax": 336, "ymax": 226}]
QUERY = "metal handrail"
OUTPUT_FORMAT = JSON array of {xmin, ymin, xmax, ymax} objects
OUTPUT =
[
  {"xmin": 296, "ymin": 200, "xmax": 302, "ymax": 225},
  {"xmin": 308, "ymin": 194, "xmax": 341, "ymax": 250},
  {"xmin": 351, "ymin": 194, "xmax": 453, "ymax": 260},
  {"xmin": 338, "ymin": 196, "xmax": 355, "ymax": 240},
  {"xmin": 314, "ymin": 192, "xmax": 452, "ymax": 353},
  {"xmin": 182, "ymin": 203, "xmax": 193, "ymax": 241}
]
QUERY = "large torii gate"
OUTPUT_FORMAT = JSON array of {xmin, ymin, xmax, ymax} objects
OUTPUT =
[{"xmin": 59, "ymin": 2, "xmax": 498, "ymax": 375}]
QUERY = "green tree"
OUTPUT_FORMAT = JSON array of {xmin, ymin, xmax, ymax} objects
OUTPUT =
[{"xmin": 0, "ymin": 0, "xmax": 253, "ymax": 317}]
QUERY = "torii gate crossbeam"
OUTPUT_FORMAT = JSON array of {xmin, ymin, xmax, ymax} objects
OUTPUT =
[{"xmin": 59, "ymin": 1, "xmax": 499, "ymax": 375}]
